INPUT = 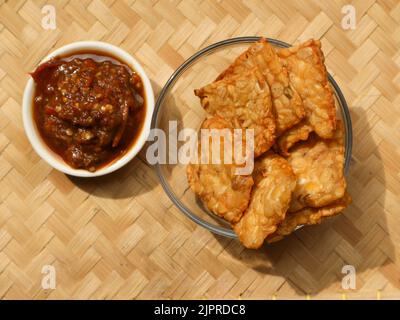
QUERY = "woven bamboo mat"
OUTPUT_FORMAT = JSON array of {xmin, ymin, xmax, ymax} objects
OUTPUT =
[{"xmin": 0, "ymin": 0, "xmax": 400, "ymax": 300}]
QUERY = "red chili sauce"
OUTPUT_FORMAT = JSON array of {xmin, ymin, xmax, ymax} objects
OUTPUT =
[{"xmin": 31, "ymin": 52, "xmax": 146, "ymax": 172}]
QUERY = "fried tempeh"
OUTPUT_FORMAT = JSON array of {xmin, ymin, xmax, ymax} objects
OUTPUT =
[
  {"xmin": 233, "ymin": 152, "xmax": 296, "ymax": 249},
  {"xmin": 267, "ymin": 193, "xmax": 352, "ymax": 243},
  {"xmin": 276, "ymin": 120, "xmax": 314, "ymax": 156},
  {"xmin": 186, "ymin": 117, "xmax": 254, "ymax": 223},
  {"xmin": 216, "ymin": 38, "xmax": 305, "ymax": 135},
  {"xmin": 278, "ymin": 39, "xmax": 336, "ymax": 140},
  {"xmin": 194, "ymin": 69, "xmax": 275, "ymax": 157},
  {"xmin": 287, "ymin": 121, "xmax": 346, "ymax": 212}
]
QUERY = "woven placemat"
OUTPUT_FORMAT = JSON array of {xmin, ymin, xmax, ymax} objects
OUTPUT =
[{"xmin": 0, "ymin": 0, "xmax": 399, "ymax": 299}]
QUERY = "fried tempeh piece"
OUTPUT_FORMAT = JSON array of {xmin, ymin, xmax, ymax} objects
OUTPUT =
[
  {"xmin": 288, "ymin": 121, "xmax": 346, "ymax": 212},
  {"xmin": 233, "ymin": 153, "xmax": 296, "ymax": 249},
  {"xmin": 194, "ymin": 69, "xmax": 275, "ymax": 157},
  {"xmin": 277, "ymin": 120, "xmax": 314, "ymax": 156},
  {"xmin": 278, "ymin": 39, "xmax": 336, "ymax": 140},
  {"xmin": 267, "ymin": 193, "xmax": 352, "ymax": 243},
  {"xmin": 216, "ymin": 38, "xmax": 305, "ymax": 135},
  {"xmin": 186, "ymin": 117, "xmax": 254, "ymax": 223}
]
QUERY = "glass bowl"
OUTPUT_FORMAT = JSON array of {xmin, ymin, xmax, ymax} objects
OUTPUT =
[{"xmin": 152, "ymin": 36, "xmax": 352, "ymax": 238}]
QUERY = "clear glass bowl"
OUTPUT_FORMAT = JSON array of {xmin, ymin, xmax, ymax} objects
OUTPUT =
[{"xmin": 152, "ymin": 37, "xmax": 352, "ymax": 238}]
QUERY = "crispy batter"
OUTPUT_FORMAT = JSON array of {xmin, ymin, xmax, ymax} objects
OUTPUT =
[
  {"xmin": 186, "ymin": 117, "xmax": 254, "ymax": 223},
  {"xmin": 288, "ymin": 121, "xmax": 346, "ymax": 212},
  {"xmin": 277, "ymin": 121, "xmax": 314, "ymax": 156},
  {"xmin": 216, "ymin": 39, "xmax": 305, "ymax": 135},
  {"xmin": 267, "ymin": 193, "xmax": 352, "ymax": 243},
  {"xmin": 278, "ymin": 39, "xmax": 336, "ymax": 139},
  {"xmin": 194, "ymin": 69, "xmax": 275, "ymax": 157},
  {"xmin": 233, "ymin": 153, "xmax": 296, "ymax": 249}
]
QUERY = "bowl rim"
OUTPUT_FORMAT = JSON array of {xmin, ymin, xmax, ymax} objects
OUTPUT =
[
  {"xmin": 152, "ymin": 36, "xmax": 353, "ymax": 239},
  {"xmin": 22, "ymin": 40, "xmax": 155, "ymax": 177}
]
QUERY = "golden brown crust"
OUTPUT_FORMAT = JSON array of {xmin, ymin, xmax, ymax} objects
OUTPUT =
[
  {"xmin": 187, "ymin": 38, "xmax": 348, "ymax": 248},
  {"xmin": 267, "ymin": 193, "xmax": 352, "ymax": 243},
  {"xmin": 287, "ymin": 121, "xmax": 346, "ymax": 212},
  {"xmin": 215, "ymin": 38, "xmax": 305, "ymax": 135},
  {"xmin": 195, "ymin": 69, "xmax": 275, "ymax": 157},
  {"xmin": 276, "ymin": 120, "xmax": 314, "ymax": 156},
  {"xmin": 277, "ymin": 39, "xmax": 336, "ymax": 139},
  {"xmin": 233, "ymin": 153, "xmax": 296, "ymax": 249},
  {"xmin": 186, "ymin": 117, "xmax": 254, "ymax": 223}
]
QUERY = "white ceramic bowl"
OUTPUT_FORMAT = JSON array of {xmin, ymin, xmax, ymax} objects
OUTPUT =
[{"xmin": 22, "ymin": 41, "xmax": 154, "ymax": 177}]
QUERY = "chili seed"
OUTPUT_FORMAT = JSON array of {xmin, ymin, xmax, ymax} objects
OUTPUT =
[{"xmin": 83, "ymin": 131, "xmax": 94, "ymax": 140}]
